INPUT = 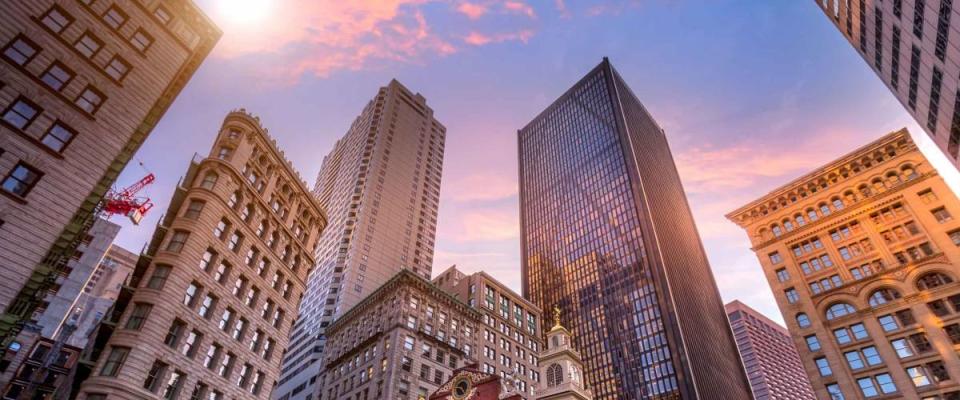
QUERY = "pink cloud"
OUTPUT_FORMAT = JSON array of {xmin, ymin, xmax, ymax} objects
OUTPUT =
[
  {"xmin": 446, "ymin": 208, "xmax": 519, "ymax": 242},
  {"xmin": 554, "ymin": 0, "xmax": 571, "ymax": 18},
  {"xmin": 503, "ymin": 1, "xmax": 536, "ymax": 18},
  {"xmin": 464, "ymin": 29, "xmax": 535, "ymax": 46},
  {"xmin": 457, "ymin": 2, "xmax": 488, "ymax": 19}
]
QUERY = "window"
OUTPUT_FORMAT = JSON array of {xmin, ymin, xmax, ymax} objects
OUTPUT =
[
  {"xmin": 144, "ymin": 360, "xmax": 168, "ymax": 392},
  {"xmin": 891, "ymin": 338, "xmax": 915, "ymax": 358},
  {"xmin": 184, "ymin": 200, "xmax": 205, "ymax": 219},
  {"xmin": 164, "ymin": 319, "xmax": 185, "ymax": 348},
  {"xmin": 100, "ymin": 347, "xmax": 129, "ymax": 376},
  {"xmin": 218, "ymin": 308, "xmax": 234, "ymax": 331},
  {"xmin": 40, "ymin": 62, "xmax": 74, "ymax": 91},
  {"xmin": 232, "ymin": 318, "xmax": 246, "ymax": 340},
  {"xmin": 919, "ymin": 189, "xmax": 938, "ymax": 203},
  {"xmin": 785, "ymin": 288, "xmax": 799, "ymax": 304},
  {"xmin": 868, "ymin": 288, "xmax": 901, "ymax": 307},
  {"xmin": 105, "ymin": 56, "xmax": 130, "ymax": 81},
  {"xmin": 74, "ymin": 31, "xmax": 103, "ymax": 58},
  {"xmin": 203, "ymin": 344, "xmax": 221, "ymax": 369},
  {"xmin": 2, "ymin": 35, "xmax": 39, "ymax": 65},
  {"xmin": 862, "ymin": 346, "xmax": 882, "ymax": 366},
  {"xmin": 906, "ymin": 366, "xmax": 931, "ymax": 387},
  {"xmin": 102, "ymin": 6, "xmax": 128, "ymax": 30},
  {"xmin": 917, "ymin": 272, "xmax": 954, "ymax": 290},
  {"xmin": 124, "ymin": 303, "xmax": 152, "ymax": 330},
  {"xmin": 214, "ymin": 262, "xmax": 231, "ymax": 283},
  {"xmin": 228, "ymin": 232, "xmax": 243, "ymax": 252},
  {"xmin": 825, "ymin": 384, "xmax": 843, "ymax": 400},
  {"xmin": 162, "ymin": 371, "xmax": 185, "ymax": 400},
  {"xmin": 769, "ymin": 252, "xmax": 782, "ymax": 264},
  {"xmin": 200, "ymin": 172, "xmax": 218, "ymax": 189},
  {"xmin": 775, "ymin": 268, "xmax": 789, "ymax": 282},
  {"xmin": 858, "ymin": 377, "xmax": 879, "ymax": 397},
  {"xmin": 815, "ymin": 357, "xmax": 832, "ymax": 376},
  {"xmin": 2, "ymin": 162, "xmax": 43, "ymax": 198},
  {"xmin": 199, "ymin": 295, "xmax": 217, "ymax": 318},
  {"xmin": 796, "ymin": 313, "xmax": 811, "ymax": 328},
  {"xmin": 218, "ymin": 353, "xmax": 234, "ymax": 377},
  {"xmin": 130, "ymin": 29, "xmax": 154, "ymax": 52},
  {"xmin": 826, "ymin": 303, "xmax": 856, "ymax": 320},
  {"xmin": 199, "ymin": 249, "xmax": 216, "ymax": 271},
  {"xmin": 806, "ymin": 335, "xmax": 821, "ymax": 351},
  {"xmin": 36, "ymin": 121, "xmax": 77, "ymax": 154},
  {"xmin": 404, "ymin": 335, "xmax": 415, "ymax": 350},
  {"xmin": 41, "ymin": 6, "xmax": 74, "ymax": 33},
  {"xmin": 933, "ymin": 207, "xmax": 953, "ymax": 223},
  {"xmin": 75, "ymin": 86, "xmax": 105, "ymax": 114},
  {"xmin": 146, "ymin": 265, "xmax": 171, "ymax": 289},
  {"xmin": 845, "ymin": 350, "xmax": 864, "ymax": 369},
  {"xmin": 183, "ymin": 282, "xmax": 201, "ymax": 307},
  {"xmin": 2, "ymin": 97, "xmax": 42, "ymax": 130},
  {"xmin": 165, "ymin": 230, "xmax": 189, "ymax": 252},
  {"xmin": 154, "ymin": 6, "xmax": 172, "ymax": 25},
  {"xmin": 850, "ymin": 323, "xmax": 868, "ymax": 340}
]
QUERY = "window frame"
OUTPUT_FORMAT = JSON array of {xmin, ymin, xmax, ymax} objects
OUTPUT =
[
  {"xmin": 2, "ymin": 161, "xmax": 44, "ymax": 199},
  {"xmin": 40, "ymin": 120, "xmax": 79, "ymax": 153}
]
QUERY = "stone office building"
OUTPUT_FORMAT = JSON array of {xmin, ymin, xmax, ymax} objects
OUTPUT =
[
  {"xmin": 0, "ymin": 0, "xmax": 220, "ymax": 341},
  {"xmin": 315, "ymin": 268, "xmax": 542, "ymax": 400},
  {"xmin": 76, "ymin": 110, "xmax": 327, "ymax": 400},
  {"xmin": 728, "ymin": 129, "xmax": 960, "ymax": 399}
]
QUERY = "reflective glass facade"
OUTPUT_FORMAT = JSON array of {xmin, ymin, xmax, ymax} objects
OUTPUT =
[{"xmin": 518, "ymin": 59, "xmax": 751, "ymax": 400}]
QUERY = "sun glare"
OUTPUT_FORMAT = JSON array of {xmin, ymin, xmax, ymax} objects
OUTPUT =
[{"xmin": 217, "ymin": 0, "xmax": 272, "ymax": 25}]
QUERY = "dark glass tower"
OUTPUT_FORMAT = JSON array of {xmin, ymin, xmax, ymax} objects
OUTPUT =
[{"xmin": 518, "ymin": 58, "xmax": 751, "ymax": 400}]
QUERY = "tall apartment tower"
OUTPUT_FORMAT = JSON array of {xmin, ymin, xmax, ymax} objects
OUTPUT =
[
  {"xmin": 813, "ymin": 0, "xmax": 960, "ymax": 169},
  {"xmin": 76, "ymin": 110, "xmax": 327, "ymax": 400},
  {"xmin": 275, "ymin": 79, "xmax": 445, "ymax": 399},
  {"xmin": 0, "ymin": 0, "xmax": 220, "ymax": 340},
  {"xmin": 727, "ymin": 129, "xmax": 960, "ymax": 399},
  {"xmin": 67, "ymin": 244, "xmax": 137, "ymax": 348},
  {"xmin": 724, "ymin": 301, "xmax": 816, "ymax": 400},
  {"xmin": 517, "ymin": 58, "xmax": 751, "ymax": 400}
]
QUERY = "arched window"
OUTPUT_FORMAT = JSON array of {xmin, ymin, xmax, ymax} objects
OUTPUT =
[
  {"xmin": 871, "ymin": 179, "xmax": 885, "ymax": 192},
  {"xmin": 868, "ymin": 288, "xmax": 902, "ymax": 307},
  {"xmin": 796, "ymin": 313, "xmax": 811, "ymax": 328},
  {"xmin": 200, "ymin": 172, "xmax": 218, "ymax": 190},
  {"xmin": 886, "ymin": 172, "xmax": 902, "ymax": 186},
  {"xmin": 807, "ymin": 208, "xmax": 819, "ymax": 222},
  {"xmin": 819, "ymin": 203, "xmax": 832, "ymax": 216},
  {"xmin": 772, "ymin": 224, "xmax": 783, "ymax": 238},
  {"xmin": 917, "ymin": 272, "xmax": 954, "ymax": 290},
  {"xmin": 831, "ymin": 197, "xmax": 844, "ymax": 210},
  {"xmin": 858, "ymin": 184, "xmax": 872, "ymax": 198},
  {"xmin": 783, "ymin": 220, "xmax": 795, "ymax": 232},
  {"xmin": 795, "ymin": 214, "xmax": 806, "ymax": 227},
  {"xmin": 825, "ymin": 303, "xmax": 856, "ymax": 320},
  {"xmin": 902, "ymin": 165, "xmax": 918, "ymax": 180},
  {"xmin": 547, "ymin": 363, "xmax": 563, "ymax": 387}
]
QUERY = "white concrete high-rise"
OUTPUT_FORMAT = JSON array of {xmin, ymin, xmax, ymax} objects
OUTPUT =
[{"xmin": 275, "ymin": 79, "xmax": 445, "ymax": 400}]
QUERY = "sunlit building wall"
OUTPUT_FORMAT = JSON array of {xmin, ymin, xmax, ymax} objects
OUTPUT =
[
  {"xmin": 518, "ymin": 58, "xmax": 751, "ymax": 400},
  {"xmin": 728, "ymin": 129, "xmax": 960, "ymax": 399}
]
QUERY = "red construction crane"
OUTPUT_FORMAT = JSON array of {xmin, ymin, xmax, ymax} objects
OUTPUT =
[{"xmin": 102, "ymin": 173, "xmax": 155, "ymax": 225}]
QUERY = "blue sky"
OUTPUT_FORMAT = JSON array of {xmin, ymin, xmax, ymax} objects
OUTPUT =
[{"xmin": 110, "ymin": 0, "xmax": 960, "ymax": 324}]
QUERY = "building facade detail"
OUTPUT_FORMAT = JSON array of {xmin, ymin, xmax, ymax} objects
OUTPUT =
[
  {"xmin": 535, "ymin": 308, "xmax": 591, "ymax": 400},
  {"xmin": 74, "ymin": 110, "xmax": 326, "ymax": 399},
  {"xmin": 728, "ymin": 129, "xmax": 960, "ymax": 399}
]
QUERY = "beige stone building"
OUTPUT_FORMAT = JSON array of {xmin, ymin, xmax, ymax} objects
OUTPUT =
[
  {"xmin": 75, "ymin": 110, "xmax": 327, "ymax": 399},
  {"xmin": 0, "ymin": 0, "xmax": 220, "ymax": 341},
  {"xmin": 314, "ymin": 267, "xmax": 541, "ymax": 400},
  {"xmin": 728, "ymin": 129, "xmax": 960, "ymax": 399},
  {"xmin": 433, "ymin": 265, "xmax": 542, "ymax": 397},
  {"xmin": 813, "ymin": 0, "xmax": 960, "ymax": 169}
]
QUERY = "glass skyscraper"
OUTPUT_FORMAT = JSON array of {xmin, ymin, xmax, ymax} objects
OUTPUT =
[{"xmin": 518, "ymin": 58, "xmax": 751, "ymax": 400}]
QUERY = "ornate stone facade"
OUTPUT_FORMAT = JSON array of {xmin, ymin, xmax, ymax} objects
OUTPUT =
[
  {"xmin": 75, "ymin": 110, "xmax": 326, "ymax": 399},
  {"xmin": 728, "ymin": 129, "xmax": 960, "ymax": 399}
]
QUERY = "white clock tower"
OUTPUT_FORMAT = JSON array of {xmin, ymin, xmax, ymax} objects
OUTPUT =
[{"xmin": 536, "ymin": 307, "xmax": 593, "ymax": 400}]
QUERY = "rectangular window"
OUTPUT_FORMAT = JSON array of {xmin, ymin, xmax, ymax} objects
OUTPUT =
[
  {"xmin": 2, "ymin": 162, "xmax": 43, "ymax": 198},
  {"xmin": 845, "ymin": 350, "xmax": 864, "ymax": 369},
  {"xmin": 815, "ymin": 357, "xmax": 832, "ymax": 376},
  {"xmin": 935, "ymin": 0, "xmax": 952, "ymax": 60},
  {"xmin": 199, "ymin": 294, "xmax": 217, "ymax": 318},
  {"xmin": 102, "ymin": 5, "xmax": 128, "ymax": 30},
  {"xmin": 806, "ymin": 335, "xmax": 821, "ymax": 351},
  {"xmin": 914, "ymin": 0, "xmax": 926, "ymax": 38},
  {"xmin": 908, "ymin": 45, "xmax": 921, "ymax": 109},
  {"xmin": 100, "ymin": 347, "xmax": 129, "ymax": 376},
  {"xmin": 40, "ymin": 61, "xmax": 75, "ymax": 91},
  {"xmin": 775, "ymin": 268, "xmax": 789, "ymax": 282},
  {"xmin": 892, "ymin": 26, "xmax": 901, "ymax": 88},
  {"xmin": 162, "ymin": 371, "xmax": 185, "ymax": 400},
  {"xmin": 130, "ymin": 29, "xmax": 154, "ymax": 52},
  {"xmin": 75, "ymin": 86, "xmax": 105, "ymax": 114},
  {"xmin": 105, "ymin": 56, "xmax": 131, "ymax": 81},
  {"xmin": 183, "ymin": 282, "xmax": 201, "ymax": 307},
  {"xmin": 785, "ymin": 288, "xmax": 799, "ymax": 303},
  {"xmin": 41, "ymin": 6, "xmax": 74, "ymax": 33},
  {"xmin": 40, "ymin": 121, "xmax": 78, "ymax": 153},
  {"xmin": 74, "ymin": 31, "xmax": 103, "ymax": 59},
  {"xmin": 164, "ymin": 319, "xmax": 185, "ymax": 348},
  {"xmin": 154, "ymin": 6, "xmax": 172, "ymax": 25},
  {"xmin": 769, "ymin": 251, "xmax": 782, "ymax": 264},
  {"xmin": 124, "ymin": 303, "xmax": 152, "ymax": 330},
  {"xmin": 144, "ymin": 360, "xmax": 168, "ymax": 392},
  {"xmin": 933, "ymin": 207, "xmax": 953, "ymax": 223},
  {"xmin": 929, "ymin": 67, "xmax": 944, "ymax": 132},
  {"xmin": 2, "ymin": 35, "xmax": 39, "ymax": 65},
  {"xmin": 165, "ymin": 230, "xmax": 189, "ymax": 252},
  {"xmin": 146, "ymin": 265, "xmax": 171, "ymax": 289},
  {"xmin": 2, "ymin": 97, "xmax": 42, "ymax": 130},
  {"xmin": 874, "ymin": 7, "xmax": 883, "ymax": 70}
]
